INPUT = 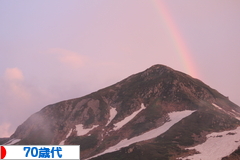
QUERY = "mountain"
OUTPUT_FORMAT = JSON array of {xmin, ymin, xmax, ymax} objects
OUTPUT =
[{"xmin": 3, "ymin": 64, "xmax": 240, "ymax": 160}]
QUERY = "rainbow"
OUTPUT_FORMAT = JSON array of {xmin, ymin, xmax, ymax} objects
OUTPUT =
[{"xmin": 152, "ymin": 0, "xmax": 200, "ymax": 79}]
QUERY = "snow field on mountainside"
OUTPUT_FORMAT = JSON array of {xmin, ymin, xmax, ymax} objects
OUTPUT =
[
  {"xmin": 106, "ymin": 107, "xmax": 117, "ymax": 126},
  {"xmin": 181, "ymin": 127, "xmax": 240, "ymax": 160},
  {"xmin": 76, "ymin": 124, "xmax": 98, "ymax": 136},
  {"xmin": 88, "ymin": 110, "xmax": 195, "ymax": 159},
  {"xmin": 59, "ymin": 124, "xmax": 98, "ymax": 145},
  {"xmin": 4, "ymin": 138, "xmax": 21, "ymax": 145},
  {"xmin": 114, "ymin": 103, "xmax": 146, "ymax": 130}
]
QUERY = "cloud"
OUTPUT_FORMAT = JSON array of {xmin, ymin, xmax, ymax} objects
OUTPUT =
[
  {"xmin": 0, "ymin": 67, "xmax": 86, "ymax": 137},
  {"xmin": 0, "ymin": 68, "xmax": 32, "ymax": 137},
  {"xmin": 48, "ymin": 48, "xmax": 87, "ymax": 68},
  {"xmin": 0, "ymin": 123, "xmax": 11, "ymax": 137},
  {"xmin": 3, "ymin": 68, "xmax": 30, "ymax": 102},
  {"xmin": 4, "ymin": 68, "xmax": 24, "ymax": 81}
]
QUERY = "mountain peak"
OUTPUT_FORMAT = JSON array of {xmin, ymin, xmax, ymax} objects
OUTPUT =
[
  {"xmin": 5, "ymin": 64, "xmax": 240, "ymax": 160},
  {"xmin": 142, "ymin": 64, "xmax": 173, "ymax": 76},
  {"xmin": 147, "ymin": 64, "xmax": 172, "ymax": 70}
]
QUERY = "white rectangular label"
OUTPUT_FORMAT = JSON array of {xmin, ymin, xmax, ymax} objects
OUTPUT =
[{"xmin": 1, "ymin": 145, "xmax": 80, "ymax": 160}]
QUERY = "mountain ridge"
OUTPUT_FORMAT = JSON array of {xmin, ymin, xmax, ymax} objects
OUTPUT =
[{"xmin": 4, "ymin": 64, "xmax": 240, "ymax": 160}]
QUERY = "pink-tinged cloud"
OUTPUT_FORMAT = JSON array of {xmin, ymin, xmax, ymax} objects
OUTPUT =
[
  {"xmin": 48, "ymin": 48, "xmax": 87, "ymax": 68},
  {"xmin": 4, "ymin": 68, "xmax": 30, "ymax": 103},
  {"xmin": 1, "ymin": 68, "xmax": 62, "ymax": 137},
  {"xmin": 0, "ymin": 123, "xmax": 11, "ymax": 137},
  {"xmin": 4, "ymin": 68, "xmax": 24, "ymax": 81}
]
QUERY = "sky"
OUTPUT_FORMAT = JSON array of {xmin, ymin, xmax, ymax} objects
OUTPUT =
[{"xmin": 0, "ymin": 0, "xmax": 240, "ymax": 137}]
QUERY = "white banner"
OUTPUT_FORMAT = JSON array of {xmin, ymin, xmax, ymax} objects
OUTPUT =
[{"xmin": 1, "ymin": 145, "xmax": 80, "ymax": 160}]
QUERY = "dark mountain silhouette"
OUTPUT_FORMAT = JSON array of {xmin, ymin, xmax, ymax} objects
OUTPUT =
[{"xmin": 3, "ymin": 64, "xmax": 240, "ymax": 160}]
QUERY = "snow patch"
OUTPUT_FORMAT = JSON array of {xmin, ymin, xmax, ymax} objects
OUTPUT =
[
  {"xmin": 212, "ymin": 103, "xmax": 240, "ymax": 120},
  {"xmin": 4, "ymin": 138, "xmax": 21, "ymax": 145},
  {"xmin": 59, "ymin": 128, "xmax": 73, "ymax": 145},
  {"xmin": 181, "ymin": 127, "xmax": 240, "ymax": 160},
  {"xmin": 59, "ymin": 140, "xmax": 65, "ymax": 145},
  {"xmin": 212, "ymin": 103, "xmax": 224, "ymax": 111},
  {"xmin": 76, "ymin": 124, "xmax": 98, "ymax": 136},
  {"xmin": 235, "ymin": 117, "xmax": 240, "ymax": 120},
  {"xmin": 114, "ymin": 103, "xmax": 146, "ymax": 130},
  {"xmin": 230, "ymin": 109, "xmax": 240, "ymax": 120},
  {"xmin": 106, "ymin": 107, "xmax": 117, "ymax": 126},
  {"xmin": 88, "ymin": 110, "xmax": 195, "ymax": 159},
  {"xmin": 66, "ymin": 128, "xmax": 72, "ymax": 138}
]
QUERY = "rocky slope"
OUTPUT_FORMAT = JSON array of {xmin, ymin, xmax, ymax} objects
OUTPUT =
[{"xmin": 5, "ymin": 64, "xmax": 240, "ymax": 159}]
